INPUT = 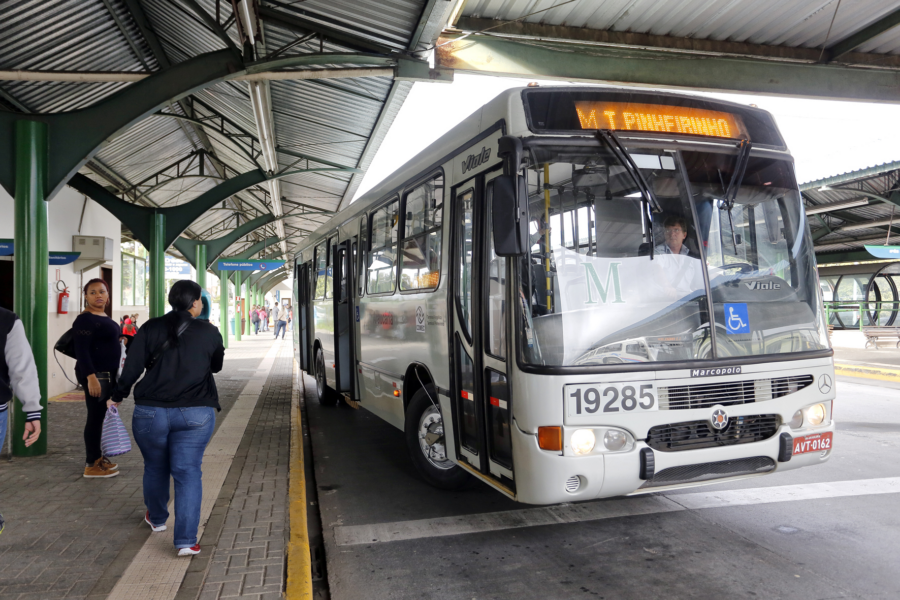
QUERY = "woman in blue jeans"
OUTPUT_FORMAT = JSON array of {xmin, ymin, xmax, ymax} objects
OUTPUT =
[{"xmin": 112, "ymin": 280, "xmax": 225, "ymax": 556}]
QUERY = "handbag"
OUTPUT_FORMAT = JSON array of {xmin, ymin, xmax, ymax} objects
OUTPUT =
[{"xmin": 100, "ymin": 405, "xmax": 132, "ymax": 457}]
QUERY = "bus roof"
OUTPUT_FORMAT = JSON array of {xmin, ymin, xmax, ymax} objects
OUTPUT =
[{"xmin": 295, "ymin": 86, "xmax": 782, "ymax": 258}]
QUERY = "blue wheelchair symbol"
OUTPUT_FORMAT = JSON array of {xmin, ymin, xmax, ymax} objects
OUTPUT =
[{"xmin": 725, "ymin": 303, "xmax": 750, "ymax": 334}]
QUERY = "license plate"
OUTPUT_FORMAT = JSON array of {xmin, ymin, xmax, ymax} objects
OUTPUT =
[
  {"xmin": 793, "ymin": 431, "xmax": 833, "ymax": 456},
  {"xmin": 565, "ymin": 382, "xmax": 658, "ymax": 422}
]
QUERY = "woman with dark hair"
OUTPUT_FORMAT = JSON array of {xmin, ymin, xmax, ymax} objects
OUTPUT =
[
  {"xmin": 111, "ymin": 280, "xmax": 225, "ymax": 557},
  {"xmin": 73, "ymin": 278, "xmax": 122, "ymax": 478}
]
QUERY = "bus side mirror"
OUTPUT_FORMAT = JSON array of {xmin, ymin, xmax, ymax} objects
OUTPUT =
[{"xmin": 492, "ymin": 175, "xmax": 528, "ymax": 256}]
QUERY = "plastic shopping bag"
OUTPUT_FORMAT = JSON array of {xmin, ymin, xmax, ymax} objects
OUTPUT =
[
  {"xmin": 100, "ymin": 406, "xmax": 132, "ymax": 457},
  {"xmin": 117, "ymin": 340, "xmax": 127, "ymax": 378}
]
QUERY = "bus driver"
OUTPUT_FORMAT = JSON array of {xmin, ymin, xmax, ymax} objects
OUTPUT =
[{"xmin": 654, "ymin": 216, "xmax": 695, "ymax": 257}]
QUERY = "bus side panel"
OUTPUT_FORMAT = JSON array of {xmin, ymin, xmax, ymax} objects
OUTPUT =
[
  {"xmin": 358, "ymin": 287, "xmax": 450, "ymax": 427},
  {"xmin": 313, "ymin": 297, "xmax": 336, "ymax": 387}
]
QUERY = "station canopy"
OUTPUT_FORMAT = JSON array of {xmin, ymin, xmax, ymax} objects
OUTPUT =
[
  {"xmin": 801, "ymin": 161, "xmax": 900, "ymax": 265},
  {"xmin": 5, "ymin": 1, "xmax": 900, "ymax": 267}
]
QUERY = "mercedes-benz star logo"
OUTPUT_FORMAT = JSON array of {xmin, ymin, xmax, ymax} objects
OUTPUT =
[
  {"xmin": 818, "ymin": 374, "xmax": 833, "ymax": 394},
  {"xmin": 710, "ymin": 408, "xmax": 729, "ymax": 431}
]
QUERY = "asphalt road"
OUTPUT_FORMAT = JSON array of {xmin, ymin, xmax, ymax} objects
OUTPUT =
[{"xmin": 302, "ymin": 375, "xmax": 900, "ymax": 600}]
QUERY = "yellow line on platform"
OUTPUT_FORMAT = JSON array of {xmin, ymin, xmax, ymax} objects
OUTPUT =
[
  {"xmin": 286, "ymin": 359, "xmax": 313, "ymax": 599},
  {"xmin": 835, "ymin": 363, "xmax": 900, "ymax": 383}
]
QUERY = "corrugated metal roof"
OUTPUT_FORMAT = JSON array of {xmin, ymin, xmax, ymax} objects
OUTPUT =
[{"xmin": 461, "ymin": 0, "xmax": 900, "ymax": 54}]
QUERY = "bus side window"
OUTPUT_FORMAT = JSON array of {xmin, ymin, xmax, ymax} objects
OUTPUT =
[
  {"xmin": 368, "ymin": 199, "xmax": 399, "ymax": 294},
  {"xmin": 400, "ymin": 174, "xmax": 444, "ymax": 291},
  {"xmin": 325, "ymin": 236, "xmax": 336, "ymax": 299},
  {"xmin": 359, "ymin": 215, "xmax": 367, "ymax": 296},
  {"xmin": 314, "ymin": 242, "xmax": 327, "ymax": 299},
  {"xmin": 486, "ymin": 182, "xmax": 506, "ymax": 359}
]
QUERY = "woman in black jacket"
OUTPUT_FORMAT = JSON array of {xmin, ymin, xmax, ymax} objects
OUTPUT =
[
  {"xmin": 73, "ymin": 278, "xmax": 123, "ymax": 478},
  {"xmin": 111, "ymin": 280, "xmax": 225, "ymax": 557}
]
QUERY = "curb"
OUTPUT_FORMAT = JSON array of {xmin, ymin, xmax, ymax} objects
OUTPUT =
[
  {"xmin": 286, "ymin": 359, "xmax": 313, "ymax": 599},
  {"xmin": 834, "ymin": 363, "xmax": 900, "ymax": 383}
]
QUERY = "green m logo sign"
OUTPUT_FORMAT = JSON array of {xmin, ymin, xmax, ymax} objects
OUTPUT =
[{"xmin": 583, "ymin": 262, "xmax": 624, "ymax": 304}]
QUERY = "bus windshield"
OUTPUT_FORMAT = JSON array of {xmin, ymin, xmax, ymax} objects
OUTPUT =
[{"xmin": 519, "ymin": 141, "xmax": 828, "ymax": 367}]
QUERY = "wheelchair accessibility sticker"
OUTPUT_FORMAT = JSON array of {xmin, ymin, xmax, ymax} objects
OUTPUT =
[{"xmin": 725, "ymin": 303, "xmax": 750, "ymax": 334}]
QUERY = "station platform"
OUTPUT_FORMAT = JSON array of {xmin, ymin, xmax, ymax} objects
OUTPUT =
[{"xmin": 0, "ymin": 336, "xmax": 296, "ymax": 600}]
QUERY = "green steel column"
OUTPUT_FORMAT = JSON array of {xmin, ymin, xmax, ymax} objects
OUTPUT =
[
  {"xmin": 196, "ymin": 244, "xmax": 207, "ymax": 290},
  {"xmin": 219, "ymin": 272, "xmax": 229, "ymax": 349},
  {"xmin": 148, "ymin": 212, "xmax": 166, "ymax": 318},
  {"xmin": 243, "ymin": 278, "xmax": 250, "ymax": 336},
  {"xmin": 13, "ymin": 120, "xmax": 49, "ymax": 457},
  {"xmin": 234, "ymin": 272, "xmax": 242, "ymax": 342}
]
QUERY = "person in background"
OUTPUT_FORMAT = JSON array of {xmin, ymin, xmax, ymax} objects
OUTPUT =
[
  {"xmin": 259, "ymin": 305, "xmax": 268, "ymax": 332},
  {"xmin": 122, "ymin": 317, "xmax": 137, "ymax": 336},
  {"xmin": 251, "ymin": 305, "xmax": 260, "ymax": 335},
  {"xmin": 0, "ymin": 307, "xmax": 44, "ymax": 535},
  {"xmin": 74, "ymin": 278, "xmax": 122, "ymax": 478},
  {"xmin": 272, "ymin": 303, "xmax": 287, "ymax": 340},
  {"xmin": 112, "ymin": 280, "xmax": 224, "ymax": 557}
]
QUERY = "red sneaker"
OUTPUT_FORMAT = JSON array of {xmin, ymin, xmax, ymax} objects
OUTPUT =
[{"xmin": 177, "ymin": 544, "xmax": 200, "ymax": 556}]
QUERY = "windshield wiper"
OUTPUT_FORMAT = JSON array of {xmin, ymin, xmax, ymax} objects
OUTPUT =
[
  {"xmin": 719, "ymin": 139, "xmax": 752, "ymax": 254},
  {"xmin": 596, "ymin": 130, "xmax": 661, "ymax": 259}
]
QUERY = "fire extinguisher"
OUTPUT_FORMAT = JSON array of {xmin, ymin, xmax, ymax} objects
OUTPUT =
[{"xmin": 57, "ymin": 280, "xmax": 70, "ymax": 314}]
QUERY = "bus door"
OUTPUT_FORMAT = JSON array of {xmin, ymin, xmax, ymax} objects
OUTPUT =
[
  {"xmin": 297, "ymin": 262, "xmax": 311, "ymax": 371},
  {"xmin": 450, "ymin": 173, "xmax": 515, "ymax": 486},
  {"xmin": 333, "ymin": 239, "xmax": 357, "ymax": 397}
]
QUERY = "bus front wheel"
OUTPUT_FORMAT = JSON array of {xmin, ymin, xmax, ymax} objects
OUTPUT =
[
  {"xmin": 405, "ymin": 386, "xmax": 471, "ymax": 490},
  {"xmin": 314, "ymin": 347, "xmax": 337, "ymax": 406}
]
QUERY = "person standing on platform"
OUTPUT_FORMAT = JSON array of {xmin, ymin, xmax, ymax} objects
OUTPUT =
[
  {"xmin": 272, "ymin": 303, "xmax": 287, "ymax": 340},
  {"xmin": 122, "ymin": 317, "xmax": 137, "ymax": 336},
  {"xmin": 0, "ymin": 307, "xmax": 44, "ymax": 535},
  {"xmin": 112, "ymin": 280, "xmax": 224, "ymax": 557},
  {"xmin": 259, "ymin": 305, "xmax": 268, "ymax": 332},
  {"xmin": 251, "ymin": 305, "xmax": 260, "ymax": 335},
  {"xmin": 74, "ymin": 279, "xmax": 122, "ymax": 478}
]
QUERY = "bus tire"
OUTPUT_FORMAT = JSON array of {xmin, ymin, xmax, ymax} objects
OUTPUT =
[
  {"xmin": 314, "ymin": 346, "xmax": 337, "ymax": 406},
  {"xmin": 405, "ymin": 386, "xmax": 471, "ymax": 490}
]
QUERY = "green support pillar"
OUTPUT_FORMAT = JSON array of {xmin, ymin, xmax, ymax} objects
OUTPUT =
[
  {"xmin": 234, "ymin": 272, "xmax": 242, "ymax": 342},
  {"xmin": 148, "ymin": 212, "xmax": 166, "ymax": 318},
  {"xmin": 196, "ymin": 244, "xmax": 207, "ymax": 290},
  {"xmin": 243, "ymin": 278, "xmax": 250, "ymax": 336},
  {"xmin": 219, "ymin": 271, "xmax": 229, "ymax": 349},
  {"xmin": 13, "ymin": 120, "xmax": 49, "ymax": 457}
]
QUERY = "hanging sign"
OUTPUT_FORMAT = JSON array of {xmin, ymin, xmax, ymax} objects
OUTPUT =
[
  {"xmin": 50, "ymin": 252, "xmax": 80, "ymax": 265},
  {"xmin": 165, "ymin": 256, "xmax": 192, "ymax": 278},
  {"xmin": 865, "ymin": 245, "xmax": 900, "ymax": 259},
  {"xmin": 0, "ymin": 241, "xmax": 80, "ymax": 264},
  {"xmin": 217, "ymin": 260, "xmax": 285, "ymax": 271}
]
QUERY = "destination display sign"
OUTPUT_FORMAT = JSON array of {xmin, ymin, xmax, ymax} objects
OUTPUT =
[
  {"xmin": 217, "ymin": 260, "xmax": 285, "ymax": 271},
  {"xmin": 0, "ymin": 241, "xmax": 80, "ymax": 264},
  {"xmin": 574, "ymin": 101, "xmax": 748, "ymax": 139}
]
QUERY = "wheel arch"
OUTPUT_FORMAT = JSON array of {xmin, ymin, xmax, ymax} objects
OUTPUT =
[{"xmin": 403, "ymin": 362, "xmax": 434, "ymax": 413}]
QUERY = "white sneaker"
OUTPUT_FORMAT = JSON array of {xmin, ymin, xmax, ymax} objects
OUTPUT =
[
  {"xmin": 144, "ymin": 511, "xmax": 166, "ymax": 532},
  {"xmin": 178, "ymin": 544, "xmax": 201, "ymax": 556}
]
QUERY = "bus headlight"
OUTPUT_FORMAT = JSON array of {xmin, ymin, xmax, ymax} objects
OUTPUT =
[
  {"xmin": 806, "ymin": 403, "xmax": 827, "ymax": 426},
  {"xmin": 571, "ymin": 429, "xmax": 596, "ymax": 455},
  {"xmin": 603, "ymin": 430, "xmax": 628, "ymax": 451},
  {"xmin": 788, "ymin": 410, "xmax": 803, "ymax": 429}
]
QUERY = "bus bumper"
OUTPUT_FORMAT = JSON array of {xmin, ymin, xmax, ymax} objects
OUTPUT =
[{"xmin": 510, "ymin": 421, "xmax": 835, "ymax": 505}]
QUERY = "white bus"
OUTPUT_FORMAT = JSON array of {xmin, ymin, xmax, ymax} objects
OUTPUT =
[{"xmin": 292, "ymin": 87, "xmax": 835, "ymax": 505}]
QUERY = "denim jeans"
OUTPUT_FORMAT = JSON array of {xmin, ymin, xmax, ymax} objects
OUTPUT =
[
  {"xmin": 132, "ymin": 405, "xmax": 216, "ymax": 548},
  {"xmin": 274, "ymin": 320, "xmax": 286, "ymax": 339},
  {"xmin": 0, "ymin": 408, "xmax": 7, "ymax": 456}
]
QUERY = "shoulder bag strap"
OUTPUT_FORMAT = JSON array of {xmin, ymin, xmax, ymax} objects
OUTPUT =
[{"xmin": 146, "ymin": 319, "xmax": 191, "ymax": 371}]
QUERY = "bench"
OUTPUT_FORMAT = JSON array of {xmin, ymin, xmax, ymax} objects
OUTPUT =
[{"xmin": 862, "ymin": 327, "xmax": 900, "ymax": 349}]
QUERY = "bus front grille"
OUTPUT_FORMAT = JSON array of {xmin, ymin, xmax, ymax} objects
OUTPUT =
[
  {"xmin": 640, "ymin": 457, "xmax": 776, "ymax": 489},
  {"xmin": 659, "ymin": 375, "xmax": 813, "ymax": 410},
  {"xmin": 646, "ymin": 414, "xmax": 780, "ymax": 452}
]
